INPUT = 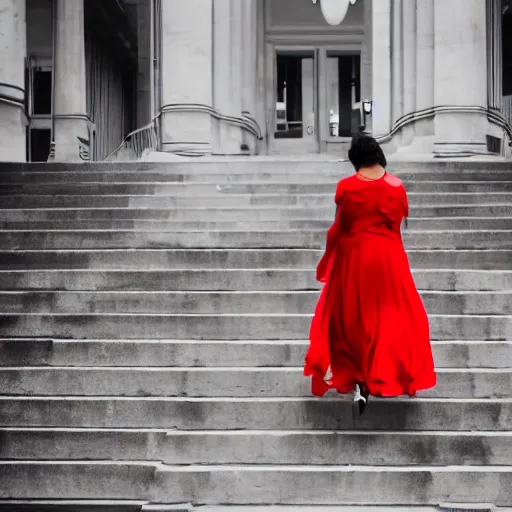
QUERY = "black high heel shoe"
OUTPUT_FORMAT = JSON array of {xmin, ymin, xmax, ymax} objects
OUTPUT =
[{"xmin": 352, "ymin": 382, "xmax": 370, "ymax": 420}]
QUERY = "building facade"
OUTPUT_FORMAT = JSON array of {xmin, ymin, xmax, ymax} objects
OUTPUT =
[{"xmin": 0, "ymin": 0, "xmax": 510, "ymax": 162}]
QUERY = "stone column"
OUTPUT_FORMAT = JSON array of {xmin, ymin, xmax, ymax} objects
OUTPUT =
[
  {"xmin": 160, "ymin": 0, "xmax": 213, "ymax": 155},
  {"xmin": 360, "ymin": 0, "xmax": 372, "ymax": 99},
  {"xmin": 433, "ymin": 0, "xmax": 489, "ymax": 156},
  {"xmin": 0, "ymin": 0, "xmax": 27, "ymax": 162},
  {"xmin": 400, "ymin": 0, "xmax": 416, "ymax": 146},
  {"xmin": 241, "ymin": 0, "xmax": 259, "ymax": 152},
  {"xmin": 486, "ymin": 0, "xmax": 503, "ymax": 112},
  {"xmin": 391, "ymin": 0, "xmax": 403, "ymax": 129},
  {"xmin": 212, "ymin": 0, "xmax": 243, "ymax": 154},
  {"xmin": 415, "ymin": 0, "xmax": 435, "ymax": 145},
  {"xmin": 136, "ymin": 0, "xmax": 153, "ymax": 127},
  {"xmin": 53, "ymin": 0, "xmax": 89, "ymax": 161},
  {"xmin": 370, "ymin": 0, "xmax": 392, "ymax": 138}
]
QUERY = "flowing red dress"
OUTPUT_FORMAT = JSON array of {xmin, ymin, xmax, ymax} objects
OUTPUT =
[{"xmin": 304, "ymin": 172, "xmax": 436, "ymax": 398}]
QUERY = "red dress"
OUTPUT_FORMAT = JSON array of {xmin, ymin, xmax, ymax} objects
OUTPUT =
[{"xmin": 304, "ymin": 172, "xmax": 436, "ymax": 397}]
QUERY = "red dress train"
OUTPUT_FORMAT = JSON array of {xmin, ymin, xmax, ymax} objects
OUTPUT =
[{"xmin": 304, "ymin": 172, "xmax": 436, "ymax": 397}]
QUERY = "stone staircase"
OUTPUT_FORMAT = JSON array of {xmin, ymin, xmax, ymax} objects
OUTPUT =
[{"xmin": 0, "ymin": 159, "xmax": 511, "ymax": 511}]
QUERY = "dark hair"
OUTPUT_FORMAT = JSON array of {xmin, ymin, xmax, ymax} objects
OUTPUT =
[{"xmin": 348, "ymin": 133, "xmax": 387, "ymax": 171}]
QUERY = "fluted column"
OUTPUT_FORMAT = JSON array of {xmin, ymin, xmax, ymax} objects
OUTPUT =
[
  {"xmin": 241, "ymin": 0, "xmax": 258, "ymax": 152},
  {"xmin": 433, "ymin": 0, "xmax": 489, "ymax": 156},
  {"xmin": 370, "ymin": 0, "xmax": 392, "ymax": 138},
  {"xmin": 212, "ymin": 0, "xmax": 243, "ymax": 154},
  {"xmin": 487, "ymin": 0, "xmax": 502, "ymax": 112},
  {"xmin": 160, "ymin": 0, "xmax": 213, "ymax": 155},
  {"xmin": 400, "ymin": 0, "xmax": 416, "ymax": 146},
  {"xmin": 415, "ymin": 0, "xmax": 434, "ymax": 142},
  {"xmin": 391, "ymin": 0, "xmax": 403, "ymax": 131},
  {"xmin": 53, "ymin": 0, "xmax": 89, "ymax": 161},
  {"xmin": 0, "ymin": 0, "xmax": 27, "ymax": 162}
]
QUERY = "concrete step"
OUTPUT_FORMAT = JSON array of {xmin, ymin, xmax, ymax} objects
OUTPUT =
[
  {"xmin": 1, "ymin": 461, "xmax": 512, "ymax": 505},
  {"xmin": 155, "ymin": 464, "xmax": 512, "ymax": 507},
  {"xmin": 0, "ymin": 270, "xmax": 508, "ymax": 291},
  {"xmin": 0, "ymin": 158, "xmax": 510, "ymax": 175},
  {"xmin": 0, "ymin": 501, "xmax": 164, "ymax": 512},
  {"xmin": 0, "ymin": 250, "xmax": 509, "ymax": 271},
  {"xmin": 154, "ymin": 430, "xmax": 512, "ymax": 467},
  {"xmin": 1, "ymin": 367, "xmax": 510, "ymax": 399},
  {"xmin": 2, "ymin": 291, "xmax": 509, "ymax": 315},
  {"xmin": 1, "ymin": 397, "xmax": 512, "ymax": 430},
  {"xmin": 0, "ymin": 460, "xmax": 156, "ymax": 500},
  {"xmin": 1, "ymin": 193, "xmax": 511, "ymax": 209},
  {"xmin": 1, "ymin": 217, "xmax": 511, "ymax": 231},
  {"xmin": 2, "ymin": 169, "xmax": 508, "ymax": 185},
  {"xmin": 1, "ymin": 230, "xmax": 511, "ymax": 250},
  {"xmin": 1, "ymin": 339, "xmax": 509, "ymax": 369},
  {"xmin": 1, "ymin": 205, "xmax": 510, "ymax": 221},
  {"xmin": 0, "ymin": 313, "xmax": 509, "ymax": 340},
  {"xmin": 192, "ymin": 507, "xmax": 500, "ymax": 512},
  {"xmin": 1, "ymin": 181, "xmax": 511, "ymax": 196},
  {"xmin": 1, "ymin": 428, "xmax": 511, "ymax": 467}
]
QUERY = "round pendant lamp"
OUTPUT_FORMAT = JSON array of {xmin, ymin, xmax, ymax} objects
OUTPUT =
[{"xmin": 312, "ymin": 0, "xmax": 356, "ymax": 26}]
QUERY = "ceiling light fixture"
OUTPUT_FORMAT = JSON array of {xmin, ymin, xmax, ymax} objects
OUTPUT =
[{"xmin": 312, "ymin": 0, "xmax": 357, "ymax": 26}]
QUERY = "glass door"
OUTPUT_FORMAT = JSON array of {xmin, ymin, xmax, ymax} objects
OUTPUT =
[
  {"xmin": 324, "ymin": 51, "xmax": 361, "ymax": 140},
  {"xmin": 270, "ymin": 48, "xmax": 319, "ymax": 154}
]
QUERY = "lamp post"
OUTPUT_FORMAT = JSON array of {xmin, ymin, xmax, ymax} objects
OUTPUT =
[{"xmin": 312, "ymin": 0, "xmax": 357, "ymax": 26}]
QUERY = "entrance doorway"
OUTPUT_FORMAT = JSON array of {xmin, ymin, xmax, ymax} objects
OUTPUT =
[
  {"xmin": 271, "ymin": 50, "xmax": 318, "ymax": 153},
  {"xmin": 27, "ymin": 56, "xmax": 53, "ymax": 162},
  {"xmin": 268, "ymin": 46, "xmax": 361, "ymax": 154}
]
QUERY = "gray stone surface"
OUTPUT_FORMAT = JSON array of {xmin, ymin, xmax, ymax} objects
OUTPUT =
[
  {"xmin": 1, "ymin": 251, "xmax": 511, "ymax": 271},
  {"xmin": 0, "ymin": 313, "xmax": 509, "ymax": 340},
  {"xmin": 0, "ymin": 205, "xmax": 510, "ymax": 221},
  {"xmin": 0, "ymin": 160, "xmax": 510, "ymax": 507},
  {"xmin": 0, "ymin": 367, "xmax": 510, "ymax": 399},
  {"xmin": 0, "ymin": 192, "xmax": 511, "ymax": 209},
  {"xmin": 0, "ymin": 340, "xmax": 510, "ymax": 369},
  {"xmin": 1, "ymin": 397, "xmax": 511, "ymax": 430},
  {"xmin": 0, "ymin": 290, "xmax": 509, "ymax": 314},
  {"xmin": 1, "ymin": 229, "xmax": 512, "ymax": 250},
  {"xmin": 1, "ymin": 429, "xmax": 511, "ymax": 466}
]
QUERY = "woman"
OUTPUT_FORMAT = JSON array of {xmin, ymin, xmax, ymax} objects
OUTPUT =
[{"xmin": 304, "ymin": 134, "xmax": 436, "ymax": 416}]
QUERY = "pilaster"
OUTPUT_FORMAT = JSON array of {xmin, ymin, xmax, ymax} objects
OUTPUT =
[{"xmin": 0, "ymin": 0, "xmax": 27, "ymax": 162}]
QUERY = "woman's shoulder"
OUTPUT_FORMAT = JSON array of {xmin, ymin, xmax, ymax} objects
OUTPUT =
[
  {"xmin": 336, "ymin": 173, "xmax": 359, "ymax": 189},
  {"xmin": 383, "ymin": 171, "xmax": 404, "ymax": 188},
  {"xmin": 335, "ymin": 174, "xmax": 358, "ymax": 199}
]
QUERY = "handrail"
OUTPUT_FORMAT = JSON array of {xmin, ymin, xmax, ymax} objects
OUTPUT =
[
  {"xmin": 160, "ymin": 103, "xmax": 264, "ymax": 140},
  {"xmin": 105, "ymin": 116, "xmax": 159, "ymax": 161},
  {"xmin": 106, "ymin": 103, "xmax": 264, "ymax": 160},
  {"xmin": 375, "ymin": 104, "xmax": 512, "ymax": 153}
]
